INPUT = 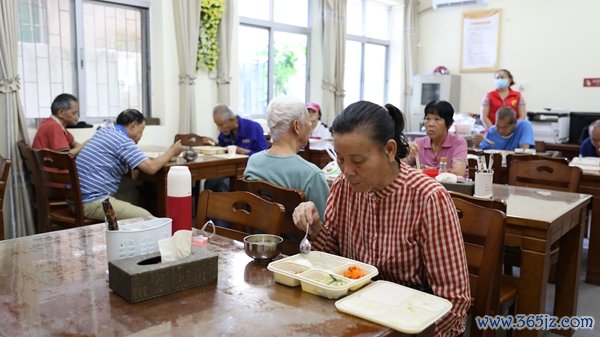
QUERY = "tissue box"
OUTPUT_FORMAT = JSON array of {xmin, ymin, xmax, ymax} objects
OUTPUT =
[
  {"xmin": 108, "ymin": 246, "xmax": 218, "ymax": 303},
  {"xmin": 441, "ymin": 181, "xmax": 475, "ymax": 195}
]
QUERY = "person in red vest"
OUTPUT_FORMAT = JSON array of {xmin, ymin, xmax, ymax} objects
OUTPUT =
[{"xmin": 480, "ymin": 68, "xmax": 527, "ymax": 129}]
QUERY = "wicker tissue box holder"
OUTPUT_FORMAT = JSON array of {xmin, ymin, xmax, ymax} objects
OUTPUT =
[
  {"xmin": 441, "ymin": 180, "xmax": 475, "ymax": 196},
  {"xmin": 108, "ymin": 246, "xmax": 218, "ymax": 303}
]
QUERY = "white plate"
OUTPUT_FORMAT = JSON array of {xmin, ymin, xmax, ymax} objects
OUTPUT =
[
  {"xmin": 335, "ymin": 280, "xmax": 452, "ymax": 334},
  {"xmin": 211, "ymin": 153, "xmax": 248, "ymax": 159},
  {"xmin": 192, "ymin": 146, "xmax": 227, "ymax": 155}
]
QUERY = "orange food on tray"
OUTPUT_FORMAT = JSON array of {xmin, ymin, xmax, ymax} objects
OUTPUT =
[{"xmin": 344, "ymin": 265, "xmax": 365, "ymax": 279}]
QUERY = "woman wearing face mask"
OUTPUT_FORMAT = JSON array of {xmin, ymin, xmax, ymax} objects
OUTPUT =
[{"xmin": 480, "ymin": 68, "xmax": 527, "ymax": 129}]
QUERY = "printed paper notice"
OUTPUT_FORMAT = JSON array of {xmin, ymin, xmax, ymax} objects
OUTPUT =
[{"xmin": 461, "ymin": 9, "xmax": 501, "ymax": 72}]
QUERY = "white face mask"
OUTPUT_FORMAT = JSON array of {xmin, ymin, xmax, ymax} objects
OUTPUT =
[{"xmin": 495, "ymin": 78, "xmax": 509, "ymax": 89}]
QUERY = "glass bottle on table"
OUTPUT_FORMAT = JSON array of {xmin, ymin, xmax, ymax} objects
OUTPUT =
[{"xmin": 439, "ymin": 156, "xmax": 448, "ymax": 174}]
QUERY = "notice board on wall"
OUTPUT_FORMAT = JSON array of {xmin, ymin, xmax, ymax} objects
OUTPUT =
[{"xmin": 460, "ymin": 9, "xmax": 502, "ymax": 72}]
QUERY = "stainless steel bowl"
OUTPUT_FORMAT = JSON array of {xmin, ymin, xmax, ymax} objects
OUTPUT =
[{"xmin": 243, "ymin": 234, "xmax": 283, "ymax": 264}]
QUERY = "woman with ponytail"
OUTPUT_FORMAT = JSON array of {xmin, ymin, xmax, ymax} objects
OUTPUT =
[{"xmin": 292, "ymin": 101, "xmax": 470, "ymax": 337}]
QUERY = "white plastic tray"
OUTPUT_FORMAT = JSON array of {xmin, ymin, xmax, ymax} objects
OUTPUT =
[
  {"xmin": 335, "ymin": 280, "xmax": 452, "ymax": 334},
  {"xmin": 267, "ymin": 251, "xmax": 378, "ymax": 299}
]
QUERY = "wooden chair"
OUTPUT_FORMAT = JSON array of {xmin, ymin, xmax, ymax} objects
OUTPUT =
[
  {"xmin": 535, "ymin": 141, "xmax": 581, "ymax": 160},
  {"xmin": 508, "ymin": 158, "xmax": 580, "ymax": 192},
  {"xmin": 0, "ymin": 155, "xmax": 12, "ymax": 241},
  {"xmin": 33, "ymin": 149, "xmax": 95, "ymax": 229},
  {"xmin": 237, "ymin": 179, "xmax": 306, "ymax": 255},
  {"xmin": 449, "ymin": 192, "xmax": 518, "ymax": 326},
  {"xmin": 17, "ymin": 140, "xmax": 56, "ymax": 233},
  {"xmin": 195, "ymin": 190, "xmax": 285, "ymax": 243},
  {"xmin": 467, "ymin": 157, "xmax": 478, "ymax": 180},
  {"xmin": 451, "ymin": 195, "xmax": 506, "ymax": 337},
  {"xmin": 506, "ymin": 153, "xmax": 568, "ymax": 166},
  {"xmin": 174, "ymin": 133, "xmax": 214, "ymax": 146},
  {"xmin": 468, "ymin": 149, "xmax": 503, "ymax": 183}
]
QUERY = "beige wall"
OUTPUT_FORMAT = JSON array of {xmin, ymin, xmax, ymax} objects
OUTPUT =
[{"xmin": 417, "ymin": 0, "xmax": 600, "ymax": 114}]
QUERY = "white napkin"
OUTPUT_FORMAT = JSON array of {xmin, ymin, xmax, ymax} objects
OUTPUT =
[
  {"xmin": 435, "ymin": 172, "xmax": 458, "ymax": 183},
  {"xmin": 158, "ymin": 230, "xmax": 192, "ymax": 262}
]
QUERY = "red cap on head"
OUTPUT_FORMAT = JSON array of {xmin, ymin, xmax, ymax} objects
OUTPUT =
[{"xmin": 306, "ymin": 102, "xmax": 321, "ymax": 112}]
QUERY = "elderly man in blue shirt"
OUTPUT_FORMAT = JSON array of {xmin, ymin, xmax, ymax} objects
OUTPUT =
[
  {"xmin": 580, "ymin": 120, "xmax": 600, "ymax": 157},
  {"xmin": 212, "ymin": 104, "xmax": 268, "ymax": 155},
  {"xmin": 204, "ymin": 104, "xmax": 269, "ymax": 194},
  {"xmin": 76, "ymin": 109, "xmax": 183, "ymax": 220},
  {"xmin": 475, "ymin": 106, "xmax": 535, "ymax": 150}
]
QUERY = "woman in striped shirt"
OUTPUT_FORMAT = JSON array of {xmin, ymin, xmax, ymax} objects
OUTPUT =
[{"xmin": 292, "ymin": 101, "xmax": 470, "ymax": 337}]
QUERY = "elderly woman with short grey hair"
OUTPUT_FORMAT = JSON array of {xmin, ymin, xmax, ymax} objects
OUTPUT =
[{"xmin": 243, "ymin": 95, "xmax": 330, "ymax": 219}]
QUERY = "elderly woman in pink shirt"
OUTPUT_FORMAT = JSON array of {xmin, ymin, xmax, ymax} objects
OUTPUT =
[{"xmin": 408, "ymin": 100, "xmax": 468, "ymax": 177}]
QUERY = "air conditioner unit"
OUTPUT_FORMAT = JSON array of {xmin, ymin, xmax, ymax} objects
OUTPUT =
[{"xmin": 432, "ymin": 0, "xmax": 488, "ymax": 9}]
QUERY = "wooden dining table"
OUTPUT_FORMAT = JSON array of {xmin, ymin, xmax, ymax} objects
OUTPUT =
[
  {"xmin": 0, "ymin": 224, "xmax": 434, "ymax": 337},
  {"xmin": 574, "ymin": 171, "xmax": 600, "ymax": 285},
  {"xmin": 492, "ymin": 184, "xmax": 591, "ymax": 337},
  {"xmin": 137, "ymin": 153, "xmax": 248, "ymax": 216},
  {"xmin": 469, "ymin": 151, "xmax": 600, "ymax": 286}
]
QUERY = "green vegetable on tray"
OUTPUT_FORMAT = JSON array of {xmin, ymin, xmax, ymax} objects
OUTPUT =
[{"xmin": 321, "ymin": 274, "xmax": 346, "ymax": 286}]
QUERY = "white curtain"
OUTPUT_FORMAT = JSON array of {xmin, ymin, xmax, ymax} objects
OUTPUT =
[
  {"xmin": 403, "ymin": 0, "xmax": 419, "ymax": 117},
  {"xmin": 216, "ymin": 0, "xmax": 234, "ymax": 105},
  {"xmin": 173, "ymin": 0, "xmax": 202, "ymax": 133},
  {"xmin": 0, "ymin": 0, "xmax": 35, "ymax": 238},
  {"xmin": 321, "ymin": 0, "xmax": 347, "ymax": 126}
]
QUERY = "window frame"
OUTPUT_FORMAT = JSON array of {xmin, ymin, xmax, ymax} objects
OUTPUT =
[
  {"xmin": 238, "ymin": 0, "xmax": 311, "ymax": 120},
  {"xmin": 345, "ymin": 0, "xmax": 391, "ymax": 105},
  {"xmin": 18, "ymin": 0, "xmax": 152, "ymax": 123}
]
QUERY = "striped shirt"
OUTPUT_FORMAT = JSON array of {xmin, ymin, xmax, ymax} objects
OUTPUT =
[
  {"xmin": 76, "ymin": 127, "xmax": 147, "ymax": 203},
  {"xmin": 314, "ymin": 162, "xmax": 470, "ymax": 337}
]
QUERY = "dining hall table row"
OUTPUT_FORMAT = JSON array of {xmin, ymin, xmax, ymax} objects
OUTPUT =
[
  {"xmin": 0, "ymin": 223, "xmax": 434, "ymax": 337},
  {"xmin": 137, "ymin": 151, "xmax": 249, "ymax": 216},
  {"xmin": 490, "ymin": 184, "xmax": 590, "ymax": 337},
  {"xmin": 475, "ymin": 151, "xmax": 600, "ymax": 285}
]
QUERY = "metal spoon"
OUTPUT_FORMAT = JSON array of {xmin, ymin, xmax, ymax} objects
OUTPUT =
[{"xmin": 299, "ymin": 223, "xmax": 311, "ymax": 254}]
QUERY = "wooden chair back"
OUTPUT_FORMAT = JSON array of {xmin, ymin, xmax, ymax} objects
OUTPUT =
[
  {"xmin": 467, "ymin": 157, "xmax": 478, "ymax": 180},
  {"xmin": 17, "ymin": 140, "xmax": 52, "ymax": 233},
  {"xmin": 33, "ymin": 149, "xmax": 94, "ymax": 229},
  {"xmin": 451, "ymin": 196, "xmax": 506, "ymax": 337},
  {"xmin": 449, "ymin": 191, "xmax": 507, "ymax": 213},
  {"xmin": 508, "ymin": 159, "xmax": 581, "ymax": 192},
  {"xmin": 196, "ymin": 190, "xmax": 285, "ymax": 243},
  {"xmin": 468, "ymin": 150, "xmax": 502, "ymax": 183},
  {"xmin": 483, "ymin": 152, "xmax": 503, "ymax": 183},
  {"xmin": 535, "ymin": 141, "xmax": 581, "ymax": 160},
  {"xmin": 450, "ymin": 191, "xmax": 519, "ymax": 318},
  {"xmin": 506, "ymin": 153, "xmax": 568, "ymax": 166},
  {"xmin": 0, "ymin": 155, "xmax": 12, "ymax": 240},
  {"xmin": 174, "ymin": 133, "xmax": 213, "ymax": 146},
  {"xmin": 237, "ymin": 179, "xmax": 306, "ymax": 254}
]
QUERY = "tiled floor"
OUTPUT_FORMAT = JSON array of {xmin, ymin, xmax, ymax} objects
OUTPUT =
[{"xmin": 469, "ymin": 241, "xmax": 599, "ymax": 337}]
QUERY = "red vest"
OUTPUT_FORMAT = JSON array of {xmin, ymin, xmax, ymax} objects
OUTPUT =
[{"xmin": 486, "ymin": 88, "xmax": 521, "ymax": 124}]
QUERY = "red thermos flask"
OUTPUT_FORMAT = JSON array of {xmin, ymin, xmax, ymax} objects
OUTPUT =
[{"xmin": 166, "ymin": 166, "xmax": 192, "ymax": 234}]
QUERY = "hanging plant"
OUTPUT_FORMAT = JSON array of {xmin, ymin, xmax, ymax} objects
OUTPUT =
[{"xmin": 197, "ymin": 0, "xmax": 225, "ymax": 72}]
